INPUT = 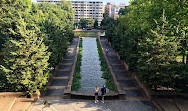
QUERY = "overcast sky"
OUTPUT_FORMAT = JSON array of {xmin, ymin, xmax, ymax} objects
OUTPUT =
[{"xmin": 31, "ymin": 0, "xmax": 130, "ymax": 5}]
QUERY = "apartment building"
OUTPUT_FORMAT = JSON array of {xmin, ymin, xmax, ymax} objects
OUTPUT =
[
  {"xmin": 37, "ymin": 0, "xmax": 103, "ymax": 26},
  {"xmin": 71, "ymin": 1, "xmax": 103, "ymax": 26},
  {"xmin": 105, "ymin": 2, "xmax": 126, "ymax": 19},
  {"xmin": 37, "ymin": 0, "xmax": 60, "ymax": 3}
]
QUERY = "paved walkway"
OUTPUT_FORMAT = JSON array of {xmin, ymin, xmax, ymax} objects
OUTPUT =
[
  {"xmin": 31, "ymin": 99, "xmax": 157, "ymax": 111},
  {"xmin": 44, "ymin": 38, "xmax": 78, "ymax": 98}
]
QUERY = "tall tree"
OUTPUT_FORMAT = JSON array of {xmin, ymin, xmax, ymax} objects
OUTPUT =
[
  {"xmin": 94, "ymin": 20, "xmax": 98, "ymax": 29},
  {"xmin": 0, "ymin": 19, "xmax": 51, "ymax": 95},
  {"xmin": 118, "ymin": 6, "xmax": 128, "ymax": 16},
  {"xmin": 80, "ymin": 18, "xmax": 88, "ymax": 28},
  {"xmin": 88, "ymin": 17, "xmax": 94, "ymax": 28},
  {"xmin": 0, "ymin": 0, "xmax": 32, "ymax": 52}
]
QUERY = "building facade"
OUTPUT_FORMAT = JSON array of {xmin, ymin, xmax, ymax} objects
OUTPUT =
[
  {"xmin": 105, "ymin": 2, "xmax": 126, "ymax": 19},
  {"xmin": 37, "ymin": 0, "xmax": 60, "ymax": 3},
  {"xmin": 37, "ymin": 0, "xmax": 103, "ymax": 26},
  {"xmin": 71, "ymin": 1, "xmax": 103, "ymax": 26}
]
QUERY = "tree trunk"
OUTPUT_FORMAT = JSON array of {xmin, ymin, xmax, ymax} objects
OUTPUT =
[
  {"xmin": 186, "ymin": 54, "xmax": 188, "ymax": 64},
  {"xmin": 183, "ymin": 54, "xmax": 185, "ymax": 64}
]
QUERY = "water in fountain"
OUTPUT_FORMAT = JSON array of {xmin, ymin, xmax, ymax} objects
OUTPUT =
[{"xmin": 78, "ymin": 38, "xmax": 106, "ymax": 93}]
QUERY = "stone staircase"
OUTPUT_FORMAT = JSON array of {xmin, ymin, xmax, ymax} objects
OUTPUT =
[
  {"xmin": 100, "ymin": 37, "xmax": 149, "ymax": 101},
  {"xmin": 44, "ymin": 38, "xmax": 79, "ymax": 98}
]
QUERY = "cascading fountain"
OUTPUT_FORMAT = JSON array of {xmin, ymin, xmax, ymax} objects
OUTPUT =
[{"xmin": 78, "ymin": 38, "xmax": 106, "ymax": 93}]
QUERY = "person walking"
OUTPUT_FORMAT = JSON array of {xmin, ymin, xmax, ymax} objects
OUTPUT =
[
  {"xmin": 106, "ymin": 48, "xmax": 109, "ymax": 54},
  {"xmin": 101, "ymin": 85, "xmax": 106, "ymax": 103},
  {"xmin": 94, "ymin": 86, "xmax": 99, "ymax": 103}
]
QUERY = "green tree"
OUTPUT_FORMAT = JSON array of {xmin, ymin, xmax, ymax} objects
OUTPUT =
[
  {"xmin": 94, "ymin": 20, "xmax": 98, "ymax": 29},
  {"xmin": 100, "ymin": 17, "xmax": 116, "ymax": 30},
  {"xmin": 33, "ymin": 2, "xmax": 74, "ymax": 67},
  {"xmin": 80, "ymin": 18, "xmax": 88, "ymax": 28},
  {"xmin": 137, "ymin": 11, "xmax": 178, "ymax": 87},
  {"xmin": 118, "ymin": 6, "xmax": 128, "ymax": 16},
  {"xmin": 88, "ymin": 17, "xmax": 94, "ymax": 28},
  {"xmin": 0, "ymin": 19, "xmax": 51, "ymax": 95},
  {"xmin": 104, "ymin": 0, "xmax": 188, "ymax": 91},
  {"xmin": 0, "ymin": 0, "xmax": 32, "ymax": 52}
]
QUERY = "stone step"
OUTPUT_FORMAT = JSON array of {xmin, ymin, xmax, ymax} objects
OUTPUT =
[
  {"xmin": 60, "ymin": 62, "xmax": 73, "ymax": 65},
  {"xmin": 50, "ymin": 79, "xmax": 68, "ymax": 86},
  {"xmin": 59, "ymin": 65, "xmax": 72, "ymax": 71},
  {"xmin": 117, "ymin": 77, "xmax": 133, "ymax": 81},
  {"xmin": 68, "ymin": 44, "xmax": 77, "ymax": 48},
  {"xmin": 115, "ymin": 71, "xmax": 130, "ymax": 79},
  {"xmin": 47, "ymin": 86, "xmax": 66, "ymax": 89},
  {"xmin": 108, "ymin": 58, "xmax": 120, "ymax": 62},
  {"xmin": 44, "ymin": 38, "xmax": 78, "ymax": 98},
  {"xmin": 106, "ymin": 53, "xmax": 117, "ymax": 57},
  {"xmin": 110, "ymin": 62, "xmax": 122, "ymax": 65},
  {"xmin": 63, "ymin": 55, "xmax": 75, "ymax": 60},
  {"xmin": 62, "ymin": 60, "xmax": 74, "ymax": 64},
  {"xmin": 67, "ymin": 52, "xmax": 76, "ymax": 55},
  {"xmin": 111, "ymin": 65, "xmax": 126, "ymax": 71},
  {"xmin": 52, "ymin": 76, "xmax": 69, "ymax": 79},
  {"xmin": 119, "ymin": 80, "xmax": 137, "ymax": 88},
  {"xmin": 122, "ymin": 87, "xmax": 140, "ymax": 90},
  {"xmin": 54, "ymin": 71, "xmax": 71, "ymax": 77}
]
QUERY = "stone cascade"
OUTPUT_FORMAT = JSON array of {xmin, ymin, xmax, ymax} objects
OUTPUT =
[{"xmin": 78, "ymin": 38, "xmax": 106, "ymax": 93}]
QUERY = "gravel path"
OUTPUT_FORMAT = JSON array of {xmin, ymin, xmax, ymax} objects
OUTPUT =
[{"xmin": 78, "ymin": 38, "xmax": 106, "ymax": 93}]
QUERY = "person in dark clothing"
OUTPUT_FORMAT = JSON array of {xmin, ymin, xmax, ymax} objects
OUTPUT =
[{"xmin": 101, "ymin": 85, "xmax": 106, "ymax": 103}]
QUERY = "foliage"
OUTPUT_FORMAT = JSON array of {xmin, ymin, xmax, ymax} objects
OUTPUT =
[
  {"xmin": 94, "ymin": 20, "xmax": 98, "ymax": 29},
  {"xmin": 0, "ymin": 0, "xmax": 74, "ymax": 94},
  {"xmin": 103, "ymin": 0, "xmax": 188, "ymax": 91},
  {"xmin": 33, "ymin": 2, "xmax": 74, "ymax": 68},
  {"xmin": 96, "ymin": 38, "xmax": 116, "ymax": 92},
  {"xmin": 72, "ymin": 38, "xmax": 82, "ymax": 91},
  {"xmin": 87, "ymin": 17, "xmax": 94, "ymax": 28},
  {"xmin": 100, "ymin": 17, "xmax": 116, "ymax": 30},
  {"xmin": 0, "ymin": 19, "xmax": 51, "ymax": 95},
  {"xmin": 118, "ymin": 6, "xmax": 128, "ymax": 16},
  {"xmin": 80, "ymin": 18, "xmax": 88, "ymax": 29}
]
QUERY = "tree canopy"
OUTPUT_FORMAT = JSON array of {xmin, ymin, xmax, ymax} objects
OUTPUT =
[
  {"xmin": 103, "ymin": 0, "xmax": 188, "ymax": 92},
  {"xmin": 0, "ymin": 0, "xmax": 74, "ymax": 95}
]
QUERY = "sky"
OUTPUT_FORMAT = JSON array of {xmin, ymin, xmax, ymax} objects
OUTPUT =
[{"xmin": 31, "ymin": 0, "xmax": 130, "ymax": 5}]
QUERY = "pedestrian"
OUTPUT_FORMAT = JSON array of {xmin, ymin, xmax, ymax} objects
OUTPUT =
[
  {"xmin": 101, "ymin": 85, "xmax": 106, "ymax": 103},
  {"xmin": 94, "ymin": 86, "xmax": 99, "ymax": 103},
  {"xmin": 106, "ymin": 48, "xmax": 109, "ymax": 54}
]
